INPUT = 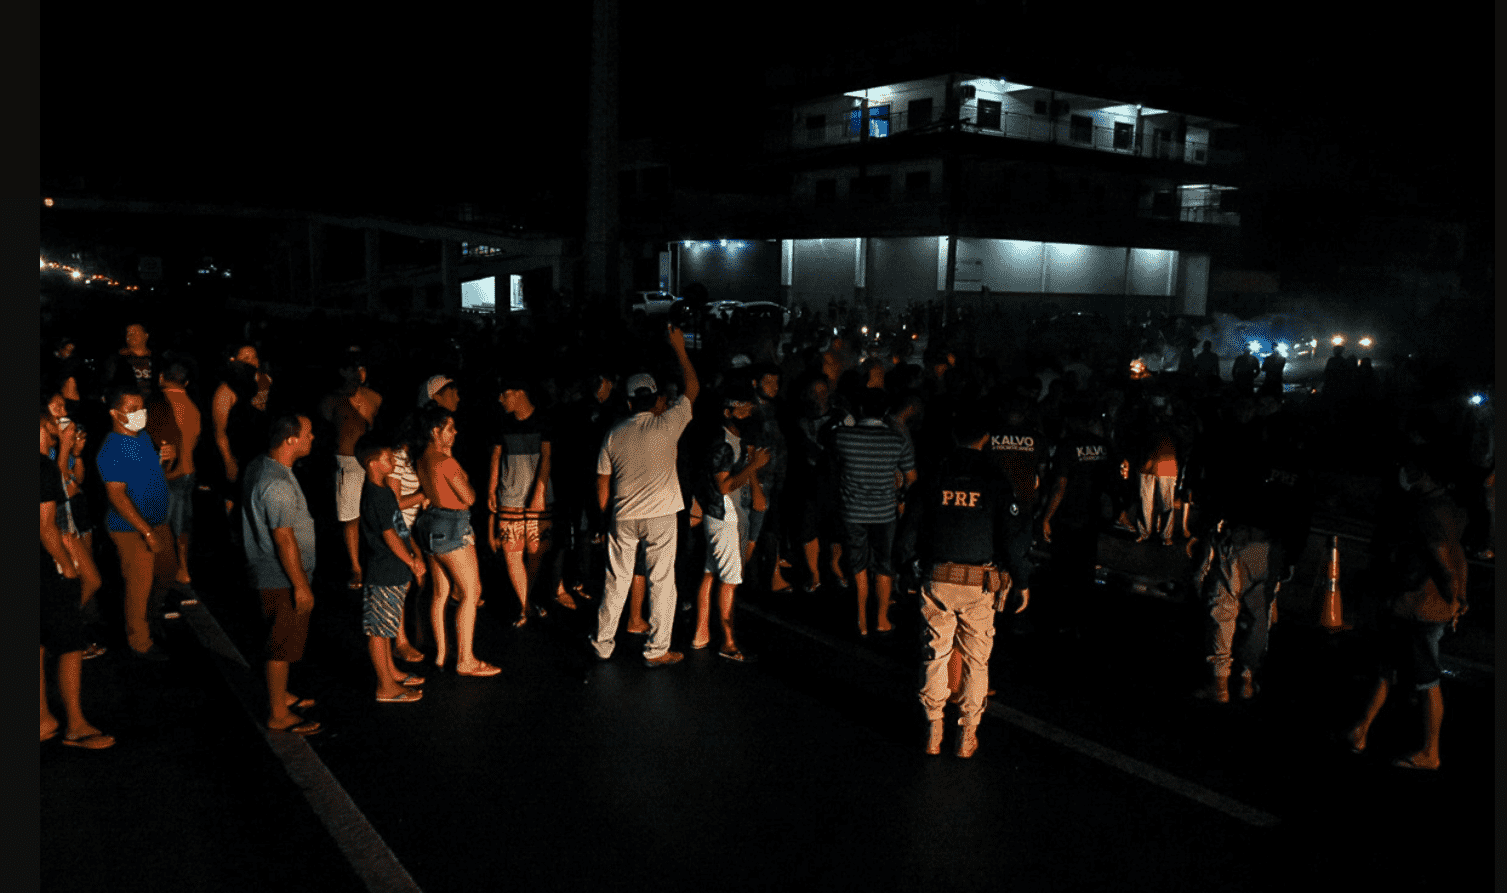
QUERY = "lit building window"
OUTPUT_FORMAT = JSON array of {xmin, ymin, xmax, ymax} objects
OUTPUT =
[
  {"xmin": 977, "ymin": 100, "xmax": 1002, "ymax": 131},
  {"xmin": 509, "ymin": 274, "xmax": 525, "ymax": 312}
]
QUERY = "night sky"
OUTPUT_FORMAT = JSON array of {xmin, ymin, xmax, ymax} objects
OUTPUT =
[{"xmin": 41, "ymin": 3, "xmax": 1488, "ymax": 226}]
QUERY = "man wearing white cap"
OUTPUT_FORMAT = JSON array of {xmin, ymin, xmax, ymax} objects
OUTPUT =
[
  {"xmin": 419, "ymin": 375, "xmax": 458, "ymax": 411},
  {"xmin": 592, "ymin": 325, "xmax": 700, "ymax": 666}
]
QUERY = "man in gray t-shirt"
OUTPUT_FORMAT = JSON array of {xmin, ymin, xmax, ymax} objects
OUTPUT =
[
  {"xmin": 242, "ymin": 453, "xmax": 316, "ymax": 589},
  {"xmin": 241, "ymin": 415, "xmax": 322, "ymax": 737}
]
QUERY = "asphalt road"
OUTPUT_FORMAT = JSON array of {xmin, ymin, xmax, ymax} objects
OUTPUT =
[{"xmin": 40, "ymin": 516, "xmax": 1494, "ymax": 893}]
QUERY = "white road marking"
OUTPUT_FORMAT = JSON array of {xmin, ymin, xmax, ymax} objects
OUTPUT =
[{"xmin": 181, "ymin": 602, "xmax": 425, "ymax": 893}]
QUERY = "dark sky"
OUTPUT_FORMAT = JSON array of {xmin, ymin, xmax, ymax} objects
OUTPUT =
[{"xmin": 41, "ymin": 3, "xmax": 1489, "ymax": 222}]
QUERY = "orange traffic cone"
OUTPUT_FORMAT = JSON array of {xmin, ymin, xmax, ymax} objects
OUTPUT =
[{"xmin": 1317, "ymin": 535, "xmax": 1349, "ymax": 631}]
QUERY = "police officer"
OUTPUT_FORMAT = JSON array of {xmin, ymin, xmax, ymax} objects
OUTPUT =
[
  {"xmin": 985, "ymin": 396, "xmax": 1047, "ymax": 613},
  {"xmin": 1040, "ymin": 400, "xmax": 1121, "ymax": 637},
  {"xmin": 903, "ymin": 414, "xmax": 1025, "ymax": 758}
]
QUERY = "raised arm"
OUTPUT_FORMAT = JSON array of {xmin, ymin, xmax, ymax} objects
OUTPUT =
[{"xmin": 669, "ymin": 325, "xmax": 699, "ymax": 406}]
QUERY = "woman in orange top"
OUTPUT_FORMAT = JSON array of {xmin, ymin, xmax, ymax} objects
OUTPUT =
[{"xmin": 413, "ymin": 406, "xmax": 498, "ymax": 677}]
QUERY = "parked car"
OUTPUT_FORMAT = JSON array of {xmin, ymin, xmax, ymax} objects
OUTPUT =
[
  {"xmin": 705, "ymin": 300, "xmax": 742, "ymax": 322},
  {"xmin": 734, "ymin": 301, "xmax": 791, "ymax": 328},
  {"xmin": 631, "ymin": 291, "xmax": 679, "ymax": 318}
]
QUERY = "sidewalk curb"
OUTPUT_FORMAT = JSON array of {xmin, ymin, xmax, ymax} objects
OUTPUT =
[{"xmin": 180, "ymin": 600, "xmax": 424, "ymax": 893}]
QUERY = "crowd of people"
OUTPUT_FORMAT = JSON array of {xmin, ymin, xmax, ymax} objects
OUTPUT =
[{"xmin": 40, "ymin": 301, "xmax": 1490, "ymax": 763}]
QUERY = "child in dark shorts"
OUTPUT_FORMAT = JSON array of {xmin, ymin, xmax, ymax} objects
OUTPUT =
[{"xmin": 359, "ymin": 445, "xmax": 427, "ymax": 704}]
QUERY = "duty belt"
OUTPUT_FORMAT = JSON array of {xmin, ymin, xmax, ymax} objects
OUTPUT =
[{"xmin": 930, "ymin": 562, "xmax": 991, "ymax": 586}]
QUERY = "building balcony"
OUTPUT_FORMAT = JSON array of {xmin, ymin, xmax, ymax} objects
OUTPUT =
[{"xmin": 787, "ymin": 73, "xmax": 1244, "ymax": 169}]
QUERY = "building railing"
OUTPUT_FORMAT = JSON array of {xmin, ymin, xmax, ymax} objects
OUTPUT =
[
  {"xmin": 793, "ymin": 107, "xmax": 1239, "ymax": 167},
  {"xmin": 1135, "ymin": 204, "xmax": 1241, "ymax": 227}
]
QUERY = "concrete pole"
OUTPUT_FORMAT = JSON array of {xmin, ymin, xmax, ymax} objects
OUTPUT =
[
  {"xmin": 363, "ymin": 227, "xmax": 380, "ymax": 314},
  {"xmin": 306, "ymin": 220, "xmax": 324, "ymax": 307},
  {"xmin": 586, "ymin": 0, "xmax": 621, "ymax": 316},
  {"xmin": 440, "ymin": 240, "xmax": 459, "ymax": 314}
]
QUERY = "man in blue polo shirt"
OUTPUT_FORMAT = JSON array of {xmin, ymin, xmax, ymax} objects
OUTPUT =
[{"xmin": 96, "ymin": 386, "xmax": 178, "ymax": 660}]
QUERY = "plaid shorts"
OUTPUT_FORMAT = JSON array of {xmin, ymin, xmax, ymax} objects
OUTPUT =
[
  {"xmin": 496, "ymin": 508, "xmax": 552, "ymax": 552},
  {"xmin": 363, "ymin": 583, "xmax": 407, "ymax": 638}
]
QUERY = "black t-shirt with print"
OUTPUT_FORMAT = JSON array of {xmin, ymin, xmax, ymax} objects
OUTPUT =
[
  {"xmin": 1050, "ymin": 433, "xmax": 1115, "ymax": 531},
  {"xmin": 360, "ymin": 482, "xmax": 414, "ymax": 587}
]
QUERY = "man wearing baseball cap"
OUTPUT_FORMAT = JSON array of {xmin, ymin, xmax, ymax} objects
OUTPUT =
[
  {"xmin": 419, "ymin": 375, "xmax": 457, "ymax": 410},
  {"xmin": 591, "ymin": 325, "xmax": 700, "ymax": 667}
]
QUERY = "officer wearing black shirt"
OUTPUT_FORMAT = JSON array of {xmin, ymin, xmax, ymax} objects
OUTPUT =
[
  {"xmin": 1040, "ymin": 402, "xmax": 1121, "ymax": 636},
  {"xmin": 985, "ymin": 397, "xmax": 1047, "ymax": 611},
  {"xmin": 903, "ymin": 415, "xmax": 1024, "ymax": 758}
]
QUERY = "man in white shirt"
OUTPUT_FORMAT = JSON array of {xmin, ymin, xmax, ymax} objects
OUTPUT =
[{"xmin": 592, "ymin": 326, "xmax": 699, "ymax": 667}]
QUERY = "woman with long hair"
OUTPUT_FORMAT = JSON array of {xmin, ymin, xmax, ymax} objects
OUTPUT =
[{"xmin": 412, "ymin": 405, "xmax": 498, "ymax": 677}]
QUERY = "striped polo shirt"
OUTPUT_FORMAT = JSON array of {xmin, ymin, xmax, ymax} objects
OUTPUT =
[{"xmin": 832, "ymin": 419, "xmax": 915, "ymax": 524}]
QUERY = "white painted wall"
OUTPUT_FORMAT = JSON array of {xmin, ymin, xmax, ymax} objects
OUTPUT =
[
  {"xmin": 1178, "ymin": 252, "xmax": 1210, "ymax": 315},
  {"xmin": 868, "ymin": 237, "xmax": 938, "ymax": 306},
  {"xmin": 1044, "ymin": 242, "xmax": 1126, "ymax": 294},
  {"xmin": 1128, "ymin": 248, "xmax": 1177, "ymax": 296},
  {"xmin": 932, "ymin": 238, "xmax": 1177, "ymax": 296},
  {"xmin": 942, "ymin": 238, "xmax": 1046, "ymax": 292},
  {"xmin": 791, "ymin": 238, "xmax": 859, "ymax": 307}
]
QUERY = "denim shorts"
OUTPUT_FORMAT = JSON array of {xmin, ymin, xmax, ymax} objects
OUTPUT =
[
  {"xmin": 1380, "ymin": 615, "xmax": 1447, "ymax": 691},
  {"xmin": 414, "ymin": 508, "xmax": 475, "ymax": 556}
]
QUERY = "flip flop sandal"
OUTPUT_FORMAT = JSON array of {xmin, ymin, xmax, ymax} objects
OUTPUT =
[
  {"xmin": 1392, "ymin": 756, "xmax": 1438, "ymax": 771},
  {"xmin": 377, "ymin": 689, "xmax": 423, "ymax": 704},
  {"xmin": 62, "ymin": 732, "xmax": 116, "ymax": 750},
  {"xmin": 398, "ymin": 674, "xmax": 425, "ymax": 688},
  {"xmin": 268, "ymin": 719, "xmax": 322, "ymax": 737}
]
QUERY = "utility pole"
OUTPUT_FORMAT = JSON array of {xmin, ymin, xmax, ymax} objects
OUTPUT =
[{"xmin": 586, "ymin": 0, "xmax": 621, "ymax": 316}]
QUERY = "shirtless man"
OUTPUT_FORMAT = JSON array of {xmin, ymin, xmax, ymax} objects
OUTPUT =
[
  {"xmin": 325, "ymin": 355, "xmax": 383, "ymax": 589},
  {"xmin": 153, "ymin": 364, "xmax": 201, "ymax": 591}
]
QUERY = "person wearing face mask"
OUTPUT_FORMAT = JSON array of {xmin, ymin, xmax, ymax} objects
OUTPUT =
[
  {"xmin": 95, "ymin": 386, "xmax": 179, "ymax": 660},
  {"xmin": 689, "ymin": 387, "xmax": 770, "ymax": 660}
]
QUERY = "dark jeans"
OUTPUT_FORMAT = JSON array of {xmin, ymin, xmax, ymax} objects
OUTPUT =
[{"xmin": 1045, "ymin": 525, "xmax": 1098, "ymax": 631}]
